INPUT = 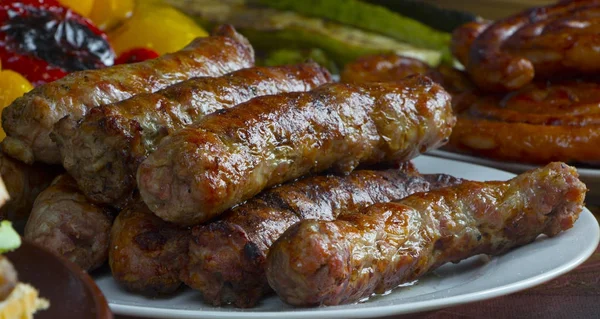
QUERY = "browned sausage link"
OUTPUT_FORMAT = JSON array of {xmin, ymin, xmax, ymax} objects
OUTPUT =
[
  {"xmin": 340, "ymin": 54, "xmax": 436, "ymax": 84},
  {"xmin": 466, "ymin": 1, "xmax": 600, "ymax": 92},
  {"xmin": 54, "ymin": 63, "xmax": 331, "ymax": 208},
  {"xmin": 109, "ymin": 200, "xmax": 189, "ymax": 295},
  {"xmin": 340, "ymin": 54, "xmax": 474, "ymax": 102},
  {"xmin": 1, "ymin": 24, "xmax": 254, "ymax": 164},
  {"xmin": 182, "ymin": 168, "xmax": 462, "ymax": 308},
  {"xmin": 137, "ymin": 75, "xmax": 455, "ymax": 225},
  {"xmin": 266, "ymin": 162, "xmax": 586, "ymax": 306},
  {"xmin": 0, "ymin": 152, "xmax": 60, "ymax": 229},
  {"xmin": 23, "ymin": 175, "xmax": 113, "ymax": 272},
  {"xmin": 450, "ymin": 20, "xmax": 491, "ymax": 67}
]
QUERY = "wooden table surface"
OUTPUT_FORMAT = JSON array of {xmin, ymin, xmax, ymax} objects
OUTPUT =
[{"xmin": 115, "ymin": 1, "xmax": 600, "ymax": 318}]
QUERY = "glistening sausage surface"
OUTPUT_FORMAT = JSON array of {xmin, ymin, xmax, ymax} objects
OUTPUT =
[
  {"xmin": 1, "ymin": 25, "xmax": 254, "ymax": 164},
  {"xmin": 109, "ymin": 200, "xmax": 189, "ymax": 295},
  {"xmin": 54, "ymin": 63, "xmax": 331, "ymax": 208},
  {"xmin": 137, "ymin": 75, "xmax": 455, "ymax": 225},
  {"xmin": 266, "ymin": 162, "xmax": 586, "ymax": 306},
  {"xmin": 182, "ymin": 167, "xmax": 462, "ymax": 308}
]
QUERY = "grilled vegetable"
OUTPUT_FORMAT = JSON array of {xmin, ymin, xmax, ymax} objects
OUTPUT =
[
  {"xmin": 365, "ymin": 0, "xmax": 478, "ymax": 33},
  {"xmin": 170, "ymin": 2, "xmax": 442, "ymax": 67},
  {"xmin": 254, "ymin": 0, "xmax": 450, "ymax": 51},
  {"xmin": 0, "ymin": 0, "xmax": 115, "ymax": 86}
]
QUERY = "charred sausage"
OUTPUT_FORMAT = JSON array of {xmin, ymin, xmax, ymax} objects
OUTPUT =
[
  {"xmin": 182, "ymin": 167, "xmax": 462, "ymax": 307},
  {"xmin": 266, "ymin": 162, "xmax": 586, "ymax": 306},
  {"xmin": 464, "ymin": 1, "xmax": 600, "ymax": 92},
  {"xmin": 109, "ymin": 200, "xmax": 189, "ymax": 295},
  {"xmin": 137, "ymin": 75, "xmax": 455, "ymax": 225},
  {"xmin": 1, "ymin": 25, "xmax": 254, "ymax": 164},
  {"xmin": 54, "ymin": 63, "xmax": 331, "ymax": 208}
]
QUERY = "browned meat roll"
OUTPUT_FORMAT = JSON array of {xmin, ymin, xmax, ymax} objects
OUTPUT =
[
  {"xmin": 54, "ymin": 63, "xmax": 331, "ymax": 208},
  {"xmin": 266, "ymin": 162, "xmax": 586, "ymax": 306},
  {"xmin": 1, "ymin": 24, "xmax": 254, "ymax": 164},
  {"xmin": 137, "ymin": 75, "xmax": 455, "ymax": 225},
  {"xmin": 0, "ymin": 152, "xmax": 59, "ymax": 228},
  {"xmin": 24, "ymin": 175, "xmax": 112, "ymax": 272},
  {"xmin": 182, "ymin": 167, "xmax": 462, "ymax": 308},
  {"xmin": 109, "ymin": 200, "xmax": 189, "ymax": 295},
  {"xmin": 340, "ymin": 54, "xmax": 436, "ymax": 84},
  {"xmin": 462, "ymin": 0, "xmax": 600, "ymax": 92}
]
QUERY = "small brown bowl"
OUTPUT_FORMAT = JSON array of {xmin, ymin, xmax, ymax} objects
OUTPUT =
[{"xmin": 5, "ymin": 240, "xmax": 112, "ymax": 319}]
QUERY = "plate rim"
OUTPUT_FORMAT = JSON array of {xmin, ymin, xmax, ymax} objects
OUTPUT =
[
  {"xmin": 106, "ymin": 155, "xmax": 600, "ymax": 319},
  {"xmin": 427, "ymin": 149, "xmax": 600, "ymax": 177}
]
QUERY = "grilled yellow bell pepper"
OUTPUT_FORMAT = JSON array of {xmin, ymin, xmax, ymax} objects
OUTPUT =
[
  {"xmin": 108, "ymin": 1, "xmax": 208, "ymax": 55},
  {"xmin": 0, "ymin": 70, "xmax": 33, "ymax": 140}
]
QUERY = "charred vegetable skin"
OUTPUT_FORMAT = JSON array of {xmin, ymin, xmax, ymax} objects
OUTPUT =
[
  {"xmin": 137, "ymin": 75, "xmax": 455, "ymax": 226},
  {"xmin": 24, "ymin": 174, "xmax": 112, "ymax": 272},
  {"xmin": 182, "ymin": 168, "xmax": 463, "ymax": 308},
  {"xmin": 2, "ymin": 24, "xmax": 254, "ymax": 165},
  {"xmin": 109, "ymin": 200, "xmax": 189, "ymax": 295},
  {"xmin": 0, "ymin": 0, "xmax": 115, "ymax": 86},
  {"xmin": 54, "ymin": 63, "xmax": 331, "ymax": 208},
  {"xmin": 267, "ymin": 162, "xmax": 586, "ymax": 306}
]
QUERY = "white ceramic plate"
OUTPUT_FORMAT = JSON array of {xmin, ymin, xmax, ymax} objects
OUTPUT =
[
  {"xmin": 95, "ymin": 156, "xmax": 600, "ymax": 319},
  {"xmin": 428, "ymin": 150, "xmax": 600, "ymax": 203}
]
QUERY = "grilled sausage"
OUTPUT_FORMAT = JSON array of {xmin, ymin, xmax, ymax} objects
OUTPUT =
[
  {"xmin": 464, "ymin": 1, "xmax": 600, "ymax": 92},
  {"xmin": 447, "ymin": 79, "xmax": 600, "ymax": 165},
  {"xmin": 0, "ymin": 152, "xmax": 60, "ymax": 229},
  {"xmin": 1, "ymin": 24, "xmax": 254, "ymax": 164},
  {"xmin": 450, "ymin": 20, "xmax": 490, "ymax": 67},
  {"xmin": 266, "ymin": 162, "xmax": 586, "ymax": 306},
  {"xmin": 24, "ymin": 175, "xmax": 113, "ymax": 271},
  {"xmin": 340, "ymin": 54, "xmax": 436, "ymax": 84},
  {"xmin": 137, "ymin": 75, "xmax": 455, "ymax": 225},
  {"xmin": 182, "ymin": 168, "xmax": 463, "ymax": 308},
  {"xmin": 109, "ymin": 200, "xmax": 189, "ymax": 295},
  {"xmin": 54, "ymin": 63, "xmax": 331, "ymax": 208}
]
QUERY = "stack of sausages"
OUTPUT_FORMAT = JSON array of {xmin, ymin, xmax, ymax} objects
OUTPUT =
[
  {"xmin": 0, "ymin": 20, "xmax": 587, "ymax": 309},
  {"xmin": 446, "ymin": 0, "xmax": 600, "ymax": 165}
]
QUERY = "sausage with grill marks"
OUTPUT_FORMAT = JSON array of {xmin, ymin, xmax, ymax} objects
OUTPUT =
[
  {"xmin": 266, "ymin": 162, "xmax": 586, "ymax": 306},
  {"xmin": 182, "ymin": 166, "xmax": 462, "ymax": 308},
  {"xmin": 1, "ymin": 24, "xmax": 254, "ymax": 164},
  {"xmin": 137, "ymin": 75, "xmax": 455, "ymax": 225},
  {"xmin": 54, "ymin": 63, "xmax": 331, "ymax": 208}
]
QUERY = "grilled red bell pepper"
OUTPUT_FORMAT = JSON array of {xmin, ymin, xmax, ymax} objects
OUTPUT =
[
  {"xmin": 115, "ymin": 47, "xmax": 160, "ymax": 64},
  {"xmin": 0, "ymin": 0, "xmax": 115, "ymax": 86}
]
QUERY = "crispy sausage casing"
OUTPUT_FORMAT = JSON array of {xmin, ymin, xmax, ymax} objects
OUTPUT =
[
  {"xmin": 464, "ymin": 1, "xmax": 600, "ymax": 92},
  {"xmin": 55, "ymin": 63, "xmax": 331, "ymax": 207},
  {"xmin": 182, "ymin": 168, "xmax": 462, "ymax": 308},
  {"xmin": 1, "ymin": 25, "xmax": 254, "ymax": 164},
  {"xmin": 0, "ymin": 152, "xmax": 59, "ymax": 227},
  {"xmin": 138, "ymin": 75, "xmax": 455, "ymax": 225},
  {"xmin": 109, "ymin": 200, "xmax": 189, "ymax": 295},
  {"xmin": 447, "ymin": 80, "xmax": 600, "ymax": 165},
  {"xmin": 24, "ymin": 175, "xmax": 112, "ymax": 271},
  {"xmin": 267, "ymin": 162, "xmax": 586, "ymax": 306}
]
